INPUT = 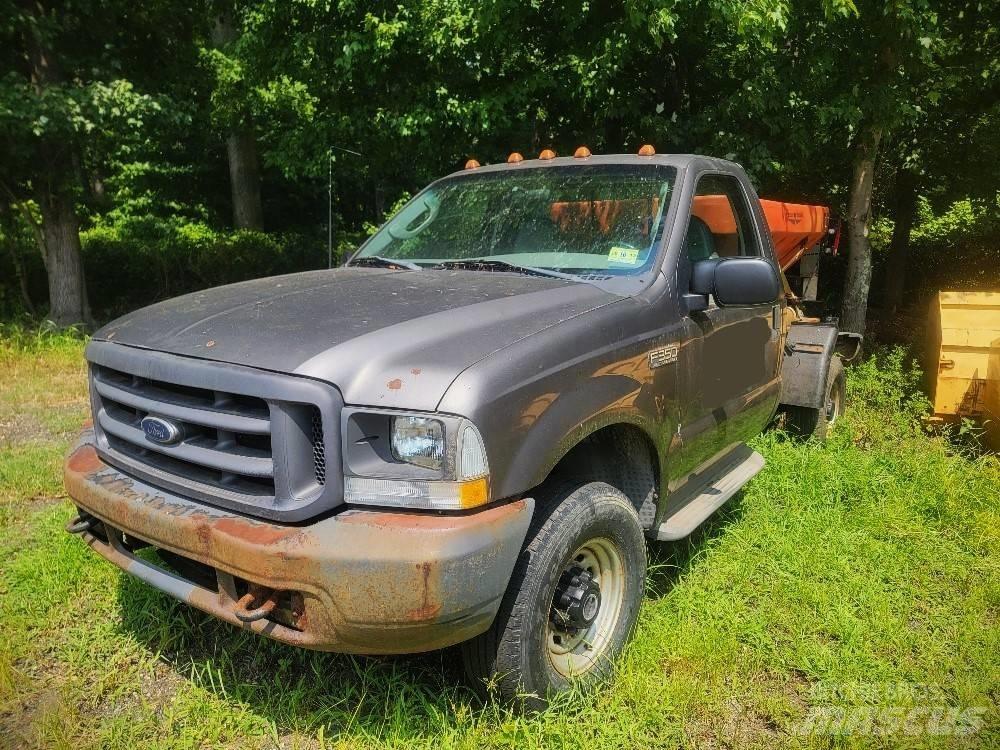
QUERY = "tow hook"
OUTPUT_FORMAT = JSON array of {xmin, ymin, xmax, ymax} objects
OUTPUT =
[
  {"xmin": 66, "ymin": 512, "xmax": 97, "ymax": 535},
  {"xmin": 233, "ymin": 585, "xmax": 280, "ymax": 623}
]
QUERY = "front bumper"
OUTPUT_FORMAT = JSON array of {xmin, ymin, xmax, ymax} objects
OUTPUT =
[{"xmin": 64, "ymin": 434, "xmax": 533, "ymax": 654}]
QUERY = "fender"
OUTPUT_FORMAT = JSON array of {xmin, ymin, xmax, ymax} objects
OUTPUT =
[
  {"xmin": 779, "ymin": 322, "xmax": 839, "ymax": 409},
  {"xmin": 436, "ymin": 292, "xmax": 679, "ymax": 508},
  {"xmin": 503, "ymin": 373, "xmax": 661, "ymax": 496}
]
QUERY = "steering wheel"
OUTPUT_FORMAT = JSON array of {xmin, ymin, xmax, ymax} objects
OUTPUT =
[{"xmin": 387, "ymin": 198, "xmax": 438, "ymax": 240}]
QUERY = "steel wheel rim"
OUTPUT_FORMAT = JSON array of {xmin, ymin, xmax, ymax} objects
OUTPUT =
[
  {"xmin": 546, "ymin": 537, "xmax": 625, "ymax": 678},
  {"xmin": 826, "ymin": 379, "xmax": 843, "ymax": 425}
]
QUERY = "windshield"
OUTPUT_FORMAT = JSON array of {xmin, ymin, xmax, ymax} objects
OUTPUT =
[{"xmin": 354, "ymin": 165, "xmax": 676, "ymax": 277}]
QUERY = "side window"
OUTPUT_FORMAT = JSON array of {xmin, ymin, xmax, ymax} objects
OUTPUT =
[{"xmin": 684, "ymin": 174, "xmax": 760, "ymax": 262}]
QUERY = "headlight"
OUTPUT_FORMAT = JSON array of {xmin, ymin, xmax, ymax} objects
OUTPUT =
[
  {"xmin": 391, "ymin": 416, "xmax": 444, "ymax": 471},
  {"xmin": 343, "ymin": 409, "xmax": 490, "ymax": 510}
]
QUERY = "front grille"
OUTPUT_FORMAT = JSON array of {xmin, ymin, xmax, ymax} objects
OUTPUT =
[
  {"xmin": 93, "ymin": 364, "xmax": 277, "ymax": 497},
  {"xmin": 86, "ymin": 341, "xmax": 343, "ymax": 521}
]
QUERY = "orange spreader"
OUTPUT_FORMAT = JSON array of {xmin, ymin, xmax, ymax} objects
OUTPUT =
[
  {"xmin": 692, "ymin": 196, "xmax": 829, "ymax": 270},
  {"xmin": 759, "ymin": 199, "xmax": 829, "ymax": 270}
]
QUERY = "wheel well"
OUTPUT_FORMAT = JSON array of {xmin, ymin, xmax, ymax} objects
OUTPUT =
[{"xmin": 542, "ymin": 424, "xmax": 660, "ymax": 529}]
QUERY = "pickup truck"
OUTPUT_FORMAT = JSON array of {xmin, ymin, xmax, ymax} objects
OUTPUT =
[{"xmin": 64, "ymin": 148, "xmax": 848, "ymax": 706}]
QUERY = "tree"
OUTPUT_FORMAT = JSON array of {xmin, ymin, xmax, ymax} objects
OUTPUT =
[
  {"xmin": 795, "ymin": 0, "xmax": 933, "ymax": 334},
  {"xmin": 882, "ymin": 167, "xmax": 919, "ymax": 314},
  {"xmin": 813, "ymin": 0, "xmax": 997, "ymax": 332},
  {"xmin": 207, "ymin": 1, "xmax": 264, "ymax": 230},
  {"xmin": 2, "ymin": 0, "xmax": 91, "ymax": 325},
  {"xmin": 706, "ymin": 0, "xmax": 997, "ymax": 333},
  {"xmin": 880, "ymin": 5, "xmax": 1000, "ymax": 313},
  {"xmin": 2, "ymin": 0, "xmax": 996, "ymax": 325},
  {"xmin": 0, "ymin": 0, "xmax": 197, "ymax": 326},
  {"xmin": 232, "ymin": 0, "xmax": 853, "ymax": 220},
  {"xmin": 0, "ymin": 200, "xmax": 36, "ymax": 315}
]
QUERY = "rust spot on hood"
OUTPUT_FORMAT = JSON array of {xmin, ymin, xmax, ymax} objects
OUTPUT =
[{"xmin": 387, "ymin": 378, "xmax": 403, "ymax": 390}]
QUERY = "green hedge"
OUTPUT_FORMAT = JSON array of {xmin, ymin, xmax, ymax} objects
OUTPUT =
[
  {"xmin": 79, "ymin": 218, "xmax": 362, "ymax": 319},
  {"xmin": 1, "ymin": 216, "xmax": 364, "ymax": 322}
]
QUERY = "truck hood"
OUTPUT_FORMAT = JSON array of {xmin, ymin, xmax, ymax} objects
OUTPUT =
[{"xmin": 93, "ymin": 267, "xmax": 621, "ymax": 410}]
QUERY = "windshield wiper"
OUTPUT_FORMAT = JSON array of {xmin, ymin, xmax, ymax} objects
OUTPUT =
[
  {"xmin": 348, "ymin": 255, "xmax": 422, "ymax": 271},
  {"xmin": 432, "ymin": 259, "xmax": 580, "ymax": 281}
]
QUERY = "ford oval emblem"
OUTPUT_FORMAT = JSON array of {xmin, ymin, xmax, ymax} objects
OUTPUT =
[{"xmin": 140, "ymin": 415, "xmax": 183, "ymax": 445}]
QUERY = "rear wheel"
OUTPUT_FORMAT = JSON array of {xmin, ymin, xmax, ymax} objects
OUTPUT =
[
  {"xmin": 461, "ymin": 481, "xmax": 646, "ymax": 708},
  {"xmin": 784, "ymin": 355, "xmax": 845, "ymax": 441}
]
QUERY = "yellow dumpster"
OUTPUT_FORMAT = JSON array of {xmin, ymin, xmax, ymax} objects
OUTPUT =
[{"xmin": 927, "ymin": 291, "xmax": 1000, "ymax": 450}]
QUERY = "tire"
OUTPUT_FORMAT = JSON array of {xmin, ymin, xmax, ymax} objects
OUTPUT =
[
  {"xmin": 461, "ymin": 481, "xmax": 646, "ymax": 709},
  {"xmin": 784, "ymin": 355, "xmax": 846, "ymax": 441}
]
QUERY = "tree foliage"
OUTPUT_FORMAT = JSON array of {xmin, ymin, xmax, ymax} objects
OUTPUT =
[{"xmin": 0, "ymin": 0, "xmax": 997, "ymax": 326}]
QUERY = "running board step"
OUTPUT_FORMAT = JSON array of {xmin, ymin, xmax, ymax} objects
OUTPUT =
[{"xmin": 654, "ymin": 448, "xmax": 765, "ymax": 541}]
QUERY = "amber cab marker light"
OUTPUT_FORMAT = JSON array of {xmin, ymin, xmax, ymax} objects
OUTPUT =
[
  {"xmin": 464, "ymin": 158, "xmax": 480, "ymax": 169},
  {"xmin": 507, "ymin": 152, "xmax": 524, "ymax": 164},
  {"xmin": 638, "ymin": 144, "xmax": 656, "ymax": 156},
  {"xmin": 573, "ymin": 146, "xmax": 592, "ymax": 159},
  {"xmin": 539, "ymin": 148, "xmax": 556, "ymax": 160}
]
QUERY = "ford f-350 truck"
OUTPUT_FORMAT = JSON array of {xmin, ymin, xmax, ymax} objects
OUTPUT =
[{"xmin": 65, "ymin": 148, "xmax": 847, "ymax": 705}]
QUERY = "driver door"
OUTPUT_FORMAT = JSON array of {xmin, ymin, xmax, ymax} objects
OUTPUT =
[{"xmin": 669, "ymin": 173, "xmax": 782, "ymax": 491}]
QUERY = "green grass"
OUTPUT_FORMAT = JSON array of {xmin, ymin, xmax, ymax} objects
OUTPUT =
[{"xmin": 0, "ymin": 331, "xmax": 996, "ymax": 749}]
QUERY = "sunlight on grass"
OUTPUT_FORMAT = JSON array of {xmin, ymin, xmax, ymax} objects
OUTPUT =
[{"xmin": 0, "ymin": 337, "xmax": 997, "ymax": 749}]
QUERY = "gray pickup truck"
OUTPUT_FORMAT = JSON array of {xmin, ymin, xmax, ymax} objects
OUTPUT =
[{"xmin": 65, "ymin": 149, "xmax": 847, "ymax": 705}]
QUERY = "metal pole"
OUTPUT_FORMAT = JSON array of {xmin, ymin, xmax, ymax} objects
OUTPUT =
[
  {"xmin": 325, "ymin": 146, "xmax": 361, "ymax": 270},
  {"xmin": 327, "ymin": 151, "xmax": 333, "ymax": 269}
]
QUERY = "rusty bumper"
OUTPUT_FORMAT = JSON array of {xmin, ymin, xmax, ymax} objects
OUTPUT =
[{"xmin": 64, "ymin": 436, "xmax": 533, "ymax": 654}]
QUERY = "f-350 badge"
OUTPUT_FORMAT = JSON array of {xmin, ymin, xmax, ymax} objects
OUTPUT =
[{"xmin": 649, "ymin": 344, "xmax": 679, "ymax": 368}]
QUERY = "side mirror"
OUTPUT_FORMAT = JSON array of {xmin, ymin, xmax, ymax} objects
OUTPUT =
[{"xmin": 689, "ymin": 257, "xmax": 780, "ymax": 307}]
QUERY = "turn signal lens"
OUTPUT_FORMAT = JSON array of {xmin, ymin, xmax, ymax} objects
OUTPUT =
[
  {"xmin": 507, "ymin": 152, "xmax": 524, "ymax": 164},
  {"xmin": 539, "ymin": 148, "xmax": 556, "ymax": 160},
  {"xmin": 458, "ymin": 424, "xmax": 489, "ymax": 480},
  {"xmin": 464, "ymin": 158, "xmax": 480, "ymax": 169},
  {"xmin": 573, "ymin": 146, "xmax": 591, "ymax": 158},
  {"xmin": 344, "ymin": 476, "xmax": 490, "ymax": 510},
  {"xmin": 638, "ymin": 144, "xmax": 656, "ymax": 156},
  {"xmin": 458, "ymin": 477, "xmax": 490, "ymax": 508}
]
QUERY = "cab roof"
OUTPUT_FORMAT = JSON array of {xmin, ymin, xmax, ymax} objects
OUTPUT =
[{"xmin": 442, "ymin": 152, "xmax": 742, "ymax": 180}]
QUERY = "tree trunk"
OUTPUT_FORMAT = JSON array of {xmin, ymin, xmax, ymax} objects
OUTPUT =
[
  {"xmin": 882, "ymin": 169, "xmax": 919, "ymax": 315},
  {"xmin": 0, "ymin": 202, "xmax": 36, "ymax": 315},
  {"xmin": 226, "ymin": 129, "xmax": 264, "ymax": 230},
  {"xmin": 374, "ymin": 183, "xmax": 386, "ymax": 221},
  {"xmin": 20, "ymin": 0, "xmax": 89, "ymax": 327},
  {"xmin": 840, "ymin": 124, "xmax": 883, "ymax": 334},
  {"xmin": 212, "ymin": 5, "xmax": 264, "ymax": 231},
  {"xmin": 0, "ymin": 183, "xmax": 47, "ymax": 272},
  {"xmin": 35, "ymin": 179, "xmax": 88, "ymax": 326}
]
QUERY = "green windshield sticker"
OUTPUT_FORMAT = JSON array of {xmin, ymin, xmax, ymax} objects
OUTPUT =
[{"xmin": 609, "ymin": 245, "xmax": 641, "ymax": 264}]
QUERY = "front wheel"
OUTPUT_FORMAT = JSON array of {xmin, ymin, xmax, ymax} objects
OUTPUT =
[{"xmin": 461, "ymin": 481, "xmax": 646, "ymax": 708}]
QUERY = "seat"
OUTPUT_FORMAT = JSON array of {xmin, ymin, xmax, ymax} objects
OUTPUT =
[{"xmin": 685, "ymin": 216, "xmax": 717, "ymax": 262}]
